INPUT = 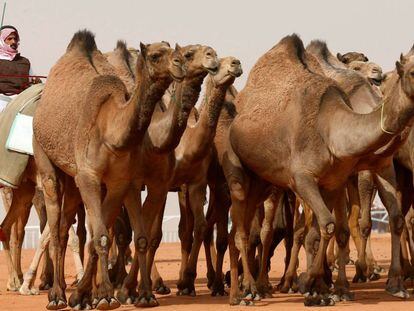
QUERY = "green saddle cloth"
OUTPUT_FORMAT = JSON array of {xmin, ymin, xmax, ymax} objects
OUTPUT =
[{"xmin": 0, "ymin": 84, "xmax": 44, "ymax": 188}]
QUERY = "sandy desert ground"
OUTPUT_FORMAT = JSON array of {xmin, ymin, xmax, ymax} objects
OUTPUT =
[{"xmin": 0, "ymin": 234, "xmax": 412, "ymax": 311}]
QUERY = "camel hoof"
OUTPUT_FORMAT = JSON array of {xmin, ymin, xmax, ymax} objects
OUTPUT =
[
  {"xmin": 19, "ymin": 285, "xmax": 39, "ymax": 296},
  {"xmin": 46, "ymin": 299, "xmax": 67, "ymax": 310},
  {"xmin": 96, "ymin": 298, "xmax": 119, "ymax": 310},
  {"xmin": 239, "ymin": 300, "xmax": 254, "ymax": 306},
  {"xmin": 368, "ymin": 272, "xmax": 381, "ymax": 281},
  {"xmin": 211, "ymin": 289, "xmax": 228, "ymax": 297},
  {"xmin": 135, "ymin": 296, "xmax": 159, "ymax": 308},
  {"xmin": 391, "ymin": 290, "xmax": 410, "ymax": 299},
  {"xmin": 176, "ymin": 288, "xmax": 196, "ymax": 297},
  {"xmin": 154, "ymin": 285, "xmax": 171, "ymax": 295}
]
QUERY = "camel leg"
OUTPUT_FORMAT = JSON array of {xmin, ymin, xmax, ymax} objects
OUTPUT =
[
  {"xmin": 332, "ymin": 187, "xmax": 353, "ymax": 301},
  {"xmin": 256, "ymin": 190, "xmax": 283, "ymax": 297},
  {"xmin": 32, "ymin": 189, "xmax": 54, "ymax": 290},
  {"xmin": 178, "ymin": 182, "xmax": 209, "ymax": 296},
  {"xmin": 352, "ymin": 171, "xmax": 375, "ymax": 282},
  {"xmin": 34, "ymin": 141, "xmax": 67, "ymax": 310},
  {"xmin": 117, "ymin": 186, "xmax": 156, "ymax": 307},
  {"xmin": 225, "ymin": 169, "xmax": 266, "ymax": 305},
  {"xmin": 177, "ymin": 186, "xmax": 193, "ymax": 288},
  {"xmin": 400, "ymin": 224, "xmax": 414, "ymax": 280},
  {"xmin": 279, "ymin": 209, "xmax": 304, "ymax": 293},
  {"xmin": 374, "ymin": 164, "xmax": 408, "ymax": 298},
  {"xmin": 68, "ymin": 225, "xmax": 85, "ymax": 283},
  {"xmin": 326, "ymin": 238, "xmax": 336, "ymax": 270},
  {"xmin": 142, "ymin": 187, "xmax": 168, "ymax": 282},
  {"xmin": 109, "ymin": 208, "xmax": 131, "ymax": 289},
  {"xmin": 76, "ymin": 207, "xmax": 87, "ymax": 265},
  {"xmin": 19, "ymin": 224, "xmax": 51, "ymax": 295},
  {"xmin": 273, "ymin": 192, "xmax": 295, "ymax": 291},
  {"xmin": 1, "ymin": 182, "xmax": 34, "ymax": 292},
  {"xmin": 203, "ymin": 188, "xmax": 216, "ymax": 291},
  {"xmin": 291, "ymin": 174, "xmax": 335, "ymax": 306},
  {"xmin": 68, "ymin": 175, "xmax": 125, "ymax": 310},
  {"xmin": 151, "ymin": 262, "xmax": 170, "ymax": 295}
]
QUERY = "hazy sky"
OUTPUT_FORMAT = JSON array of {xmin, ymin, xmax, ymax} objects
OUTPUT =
[
  {"xmin": 0, "ymin": 0, "xmax": 408, "ymax": 230},
  {"xmin": 2, "ymin": 0, "xmax": 414, "ymax": 90}
]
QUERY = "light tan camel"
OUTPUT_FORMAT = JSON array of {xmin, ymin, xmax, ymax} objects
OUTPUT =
[
  {"xmin": 221, "ymin": 34, "xmax": 414, "ymax": 306},
  {"xmin": 117, "ymin": 44, "xmax": 219, "ymax": 304},
  {"xmin": 337, "ymin": 51, "xmax": 368, "ymax": 64},
  {"xmin": 19, "ymin": 224, "xmax": 84, "ymax": 295},
  {"xmin": 33, "ymin": 30, "xmax": 185, "ymax": 310}
]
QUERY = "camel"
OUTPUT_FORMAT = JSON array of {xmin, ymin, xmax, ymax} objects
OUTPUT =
[
  {"xmin": 337, "ymin": 51, "xmax": 368, "ymax": 64},
  {"xmin": 168, "ymin": 56, "xmax": 242, "ymax": 296},
  {"xmin": 220, "ymin": 34, "xmax": 414, "ymax": 306},
  {"xmin": 305, "ymin": 41, "xmax": 412, "ymax": 293},
  {"xmin": 32, "ymin": 30, "xmax": 185, "ymax": 310},
  {"xmin": 116, "ymin": 43, "xmax": 219, "ymax": 304},
  {"xmin": 323, "ymin": 59, "xmax": 385, "ymax": 279},
  {"xmin": 0, "ymin": 40, "xmax": 138, "ymax": 297}
]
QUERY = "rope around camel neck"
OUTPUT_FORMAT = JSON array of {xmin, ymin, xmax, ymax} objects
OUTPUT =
[{"xmin": 380, "ymin": 100, "xmax": 395, "ymax": 135}]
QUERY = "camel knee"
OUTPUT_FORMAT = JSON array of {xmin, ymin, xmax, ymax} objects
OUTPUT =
[
  {"xmin": 135, "ymin": 236, "xmax": 148, "ymax": 253},
  {"xmin": 229, "ymin": 182, "xmax": 245, "ymax": 201},
  {"xmin": 194, "ymin": 219, "xmax": 207, "ymax": 240},
  {"xmin": 150, "ymin": 236, "xmax": 162, "ymax": 250},
  {"xmin": 94, "ymin": 235, "xmax": 110, "ymax": 254},
  {"xmin": 335, "ymin": 228, "xmax": 350, "ymax": 248},
  {"xmin": 41, "ymin": 177, "xmax": 59, "ymax": 202}
]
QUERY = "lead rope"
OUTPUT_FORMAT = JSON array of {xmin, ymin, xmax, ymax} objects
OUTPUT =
[{"xmin": 380, "ymin": 100, "xmax": 395, "ymax": 135}]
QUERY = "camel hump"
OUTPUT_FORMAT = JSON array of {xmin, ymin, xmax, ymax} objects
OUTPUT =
[
  {"xmin": 67, "ymin": 29, "xmax": 97, "ymax": 56},
  {"xmin": 278, "ymin": 33, "xmax": 307, "ymax": 68},
  {"xmin": 307, "ymin": 40, "xmax": 345, "ymax": 69},
  {"xmin": 115, "ymin": 40, "xmax": 131, "ymax": 61}
]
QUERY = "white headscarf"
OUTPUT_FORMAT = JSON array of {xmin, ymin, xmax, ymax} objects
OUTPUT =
[{"xmin": 0, "ymin": 27, "xmax": 19, "ymax": 61}]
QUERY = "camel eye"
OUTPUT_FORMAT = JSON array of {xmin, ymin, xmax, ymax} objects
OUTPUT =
[
  {"xmin": 353, "ymin": 67, "xmax": 360, "ymax": 71},
  {"xmin": 150, "ymin": 53, "xmax": 161, "ymax": 62},
  {"xmin": 184, "ymin": 52, "xmax": 193, "ymax": 59}
]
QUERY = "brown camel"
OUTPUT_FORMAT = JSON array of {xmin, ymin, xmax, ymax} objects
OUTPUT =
[
  {"xmin": 33, "ymin": 30, "xmax": 185, "ymax": 310},
  {"xmin": 305, "ymin": 41, "xmax": 410, "ymax": 293},
  {"xmin": 0, "ymin": 40, "xmax": 138, "ymax": 296},
  {"xmin": 116, "ymin": 44, "xmax": 219, "ymax": 304},
  {"xmin": 221, "ymin": 34, "xmax": 414, "ymax": 306},
  {"xmin": 168, "ymin": 56, "xmax": 242, "ymax": 296}
]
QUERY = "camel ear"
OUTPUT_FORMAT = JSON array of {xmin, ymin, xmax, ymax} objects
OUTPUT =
[
  {"xmin": 400, "ymin": 53, "xmax": 408, "ymax": 65},
  {"xmin": 396, "ymin": 61, "xmax": 404, "ymax": 77},
  {"xmin": 337, "ymin": 53, "xmax": 344, "ymax": 62},
  {"xmin": 161, "ymin": 40, "xmax": 170, "ymax": 47},
  {"xmin": 175, "ymin": 43, "xmax": 182, "ymax": 52},
  {"xmin": 140, "ymin": 42, "xmax": 147, "ymax": 59}
]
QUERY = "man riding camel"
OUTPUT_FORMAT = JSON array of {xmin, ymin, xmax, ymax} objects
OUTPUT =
[{"xmin": 0, "ymin": 25, "xmax": 39, "ymax": 112}]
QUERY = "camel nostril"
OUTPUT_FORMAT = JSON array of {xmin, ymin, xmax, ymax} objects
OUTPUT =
[
  {"xmin": 232, "ymin": 60, "xmax": 240, "ymax": 66},
  {"xmin": 173, "ymin": 58, "xmax": 181, "ymax": 65}
]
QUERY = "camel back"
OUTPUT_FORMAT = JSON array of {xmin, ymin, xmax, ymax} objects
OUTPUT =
[{"xmin": 0, "ymin": 84, "xmax": 44, "ymax": 188}]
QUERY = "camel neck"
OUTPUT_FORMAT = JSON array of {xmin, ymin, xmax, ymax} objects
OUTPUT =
[
  {"xmin": 147, "ymin": 74, "xmax": 206, "ymax": 153},
  {"xmin": 116, "ymin": 57, "xmax": 171, "ymax": 148},
  {"xmin": 321, "ymin": 82, "xmax": 414, "ymax": 159},
  {"xmin": 183, "ymin": 77, "xmax": 233, "ymax": 161}
]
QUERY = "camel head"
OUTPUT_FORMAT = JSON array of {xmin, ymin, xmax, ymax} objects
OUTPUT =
[
  {"xmin": 180, "ymin": 45, "xmax": 219, "ymax": 78},
  {"xmin": 140, "ymin": 41, "xmax": 185, "ymax": 82},
  {"xmin": 349, "ymin": 61, "xmax": 383, "ymax": 87},
  {"xmin": 337, "ymin": 51, "xmax": 368, "ymax": 65},
  {"xmin": 396, "ymin": 54, "xmax": 414, "ymax": 98},
  {"xmin": 212, "ymin": 57, "xmax": 243, "ymax": 86}
]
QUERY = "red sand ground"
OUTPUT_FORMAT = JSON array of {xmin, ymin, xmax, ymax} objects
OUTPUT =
[{"xmin": 0, "ymin": 233, "xmax": 412, "ymax": 311}]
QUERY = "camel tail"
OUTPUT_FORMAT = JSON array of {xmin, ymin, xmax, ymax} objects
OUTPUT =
[{"xmin": 67, "ymin": 29, "xmax": 97, "ymax": 56}]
